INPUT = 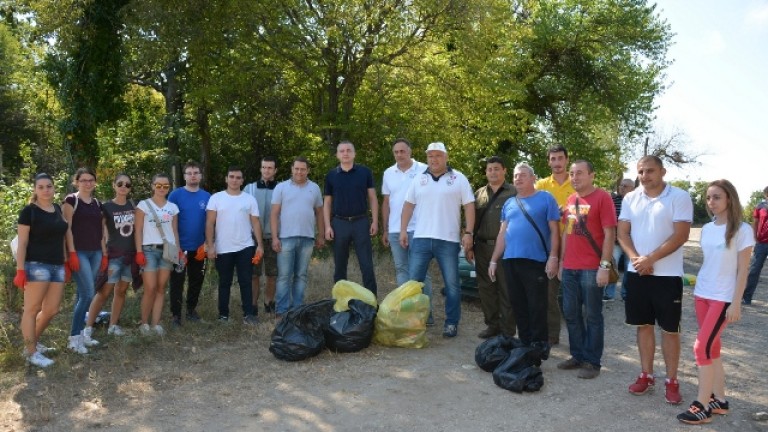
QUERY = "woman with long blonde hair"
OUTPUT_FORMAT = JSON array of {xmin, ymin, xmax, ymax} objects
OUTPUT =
[{"xmin": 677, "ymin": 179, "xmax": 754, "ymax": 425}]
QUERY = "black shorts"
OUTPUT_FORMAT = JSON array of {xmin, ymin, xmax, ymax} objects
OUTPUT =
[
  {"xmin": 253, "ymin": 242, "xmax": 278, "ymax": 277},
  {"xmin": 624, "ymin": 272, "xmax": 683, "ymax": 333}
]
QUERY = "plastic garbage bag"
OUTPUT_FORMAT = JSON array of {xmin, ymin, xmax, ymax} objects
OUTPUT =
[
  {"xmin": 373, "ymin": 281, "xmax": 429, "ymax": 348},
  {"xmin": 474, "ymin": 335, "xmax": 526, "ymax": 372},
  {"xmin": 492, "ymin": 346, "xmax": 544, "ymax": 393},
  {"xmin": 332, "ymin": 280, "xmax": 378, "ymax": 312},
  {"xmin": 325, "ymin": 299, "xmax": 378, "ymax": 353},
  {"xmin": 492, "ymin": 365, "xmax": 544, "ymax": 393},
  {"xmin": 269, "ymin": 299, "xmax": 335, "ymax": 361}
]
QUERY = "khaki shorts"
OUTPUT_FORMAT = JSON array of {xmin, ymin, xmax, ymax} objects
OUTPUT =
[{"xmin": 253, "ymin": 241, "xmax": 278, "ymax": 277}]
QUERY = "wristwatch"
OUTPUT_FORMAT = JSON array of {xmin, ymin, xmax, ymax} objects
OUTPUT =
[{"xmin": 599, "ymin": 260, "xmax": 612, "ymax": 269}]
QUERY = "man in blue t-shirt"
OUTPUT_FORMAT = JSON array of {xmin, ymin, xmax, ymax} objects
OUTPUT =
[{"xmin": 168, "ymin": 161, "xmax": 211, "ymax": 325}]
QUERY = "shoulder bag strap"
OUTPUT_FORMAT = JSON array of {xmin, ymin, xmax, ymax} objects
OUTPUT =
[
  {"xmin": 515, "ymin": 195, "xmax": 549, "ymax": 256},
  {"xmin": 574, "ymin": 198, "xmax": 602, "ymax": 260},
  {"xmin": 475, "ymin": 185, "xmax": 509, "ymax": 236},
  {"xmin": 144, "ymin": 199, "xmax": 169, "ymax": 242}
]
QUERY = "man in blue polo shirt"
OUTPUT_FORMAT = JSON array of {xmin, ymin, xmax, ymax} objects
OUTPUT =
[{"xmin": 323, "ymin": 141, "xmax": 379, "ymax": 295}]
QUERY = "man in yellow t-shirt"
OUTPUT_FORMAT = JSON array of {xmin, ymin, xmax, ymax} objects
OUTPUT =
[{"xmin": 534, "ymin": 144, "xmax": 574, "ymax": 345}]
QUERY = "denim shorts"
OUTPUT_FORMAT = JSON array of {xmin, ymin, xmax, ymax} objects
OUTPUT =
[
  {"xmin": 25, "ymin": 261, "xmax": 66, "ymax": 283},
  {"xmin": 107, "ymin": 257, "xmax": 133, "ymax": 283},
  {"xmin": 142, "ymin": 245, "xmax": 173, "ymax": 272}
]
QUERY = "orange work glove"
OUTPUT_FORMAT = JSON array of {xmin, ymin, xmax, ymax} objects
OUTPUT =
[
  {"xmin": 136, "ymin": 251, "xmax": 147, "ymax": 266},
  {"xmin": 13, "ymin": 270, "xmax": 26, "ymax": 290},
  {"xmin": 194, "ymin": 244, "xmax": 206, "ymax": 261},
  {"xmin": 68, "ymin": 251, "xmax": 80, "ymax": 272},
  {"xmin": 251, "ymin": 250, "xmax": 264, "ymax": 265},
  {"xmin": 99, "ymin": 255, "xmax": 109, "ymax": 272}
]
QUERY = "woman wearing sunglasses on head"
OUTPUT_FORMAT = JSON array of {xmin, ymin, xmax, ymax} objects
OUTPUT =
[
  {"xmin": 63, "ymin": 167, "xmax": 106, "ymax": 355},
  {"xmin": 83, "ymin": 174, "xmax": 137, "ymax": 338},
  {"xmin": 134, "ymin": 174, "xmax": 183, "ymax": 336},
  {"xmin": 14, "ymin": 173, "xmax": 69, "ymax": 368}
]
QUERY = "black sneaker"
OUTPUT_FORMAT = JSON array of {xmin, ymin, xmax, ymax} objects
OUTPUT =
[
  {"xmin": 677, "ymin": 401, "xmax": 712, "ymax": 425},
  {"xmin": 171, "ymin": 316, "xmax": 182, "ymax": 327},
  {"xmin": 243, "ymin": 315, "xmax": 258, "ymax": 325},
  {"xmin": 557, "ymin": 357, "xmax": 583, "ymax": 370},
  {"xmin": 709, "ymin": 394, "xmax": 729, "ymax": 415},
  {"xmin": 442, "ymin": 324, "xmax": 458, "ymax": 338},
  {"xmin": 186, "ymin": 310, "xmax": 201, "ymax": 322},
  {"xmin": 218, "ymin": 315, "xmax": 229, "ymax": 323}
]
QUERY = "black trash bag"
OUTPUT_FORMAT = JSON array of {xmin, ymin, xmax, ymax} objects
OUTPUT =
[
  {"xmin": 493, "ymin": 365, "xmax": 544, "ymax": 393},
  {"xmin": 474, "ymin": 335, "xmax": 527, "ymax": 372},
  {"xmin": 325, "ymin": 299, "xmax": 378, "ymax": 353},
  {"xmin": 269, "ymin": 299, "xmax": 335, "ymax": 361}
]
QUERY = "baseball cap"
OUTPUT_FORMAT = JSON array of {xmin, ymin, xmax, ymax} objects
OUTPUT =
[{"xmin": 426, "ymin": 142, "xmax": 447, "ymax": 153}]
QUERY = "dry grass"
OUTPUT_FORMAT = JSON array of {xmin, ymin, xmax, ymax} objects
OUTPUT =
[{"xmin": 0, "ymin": 249, "xmax": 485, "ymax": 430}]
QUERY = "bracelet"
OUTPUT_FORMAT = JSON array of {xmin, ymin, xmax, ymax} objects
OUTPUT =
[
  {"xmin": 548, "ymin": 256, "xmax": 558, "ymax": 260},
  {"xmin": 489, "ymin": 261, "xmax": 497, "ymax": 266},
  {"xmin": 598, "ymin": 267, "xmax": 609, "ymax": 272}
]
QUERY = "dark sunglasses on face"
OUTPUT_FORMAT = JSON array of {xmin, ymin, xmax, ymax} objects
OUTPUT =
[{"xmin": 116, "ymin": 181, "xmax": 132, "ymax": 188}]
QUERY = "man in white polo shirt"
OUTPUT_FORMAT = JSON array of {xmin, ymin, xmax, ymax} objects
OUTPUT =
[
  {"xmin": 400, "ymin": 142, "xmax": 475, "ymax": 338},
  {"xmin": 381, "ymin": 138, "xmax": 432, "ymax": 301},
  {"xmin": 618, "ymin": 155, "xmax": 693, "ymax": 405}
]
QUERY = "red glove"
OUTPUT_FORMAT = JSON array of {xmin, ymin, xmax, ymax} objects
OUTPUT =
[
  {"xmin": 65, "ymin": 265, "xmax": 71, "ymax": 283},
  {"xmin": 13, "ymin": 270, "xmax": 26, "ymax": 290},
  {"xmin": 68, "ymin": 251, "xmax": 80, "ymax": 272},
  {"xmin": 251, "ymin": 250, "xmax": 264, "ymax": 265},
  {"xmin": 100, "ymin": 255, "xmax": 109, "ymax": 272},
  {"xmin": 135, "ymin": 251, "xmax": 147, "ymax": 266},
  {"xmin": 194, "ymin": 245, "xmax": 206, "ymax": 261}
]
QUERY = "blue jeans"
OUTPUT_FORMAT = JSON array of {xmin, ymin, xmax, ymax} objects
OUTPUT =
[
  {"xmin": 71, "ymin": 250, "xmax": 102, "ymax": 336},
  {"xmin": 388, "ymin": 232, "xmax": 432, "ymax": 292},
  {"xmin": 408, "ymin": 238, "xmax": 461, "ymax": 326},
  {"xmin": 562, "ymin": 269, "xmax": 604, "ymax": 368},
  {"xmin": 744, "ymin": 242, "xmax": 768, "ymax": 303},
  {"xmin": 215, "ymin": 246, "xmax": 255, "ymax": 317},
  {"xmin": 331, "ymin": 217, "xmax": 377, "ymax": 294},
  {"xmin": 275, "ymin": 237, "xmax": 315, "ymax": 315},
  {"xmin": 604, "ymin": 244, "xmax": 627, "ymax": 299}
]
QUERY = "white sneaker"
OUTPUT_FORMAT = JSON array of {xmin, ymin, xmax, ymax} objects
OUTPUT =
[
  {"xmin": 81, "ymin": 326, "xmax": 100, "ymax": 347},
  {"xmin": 139, "ymin": 323, "xmax": 152, "ymax": 335},
  {"xmin": 36, "ymin": 342, "xmax": 55, "ymax": 354},
  {"xmin": 108, "ymin": 324, "xmax": 125, "ymax": 336},
  {"xmin": 153, "ymin": 325, "xmax": 165, "ymax": 337},
  {"xmin": 26, "ymin": 351, "xmax": 54, "ymax": 368},
  {"xmin": 67, "ymin": 335, "xmax": 88, "ymax": 354}
]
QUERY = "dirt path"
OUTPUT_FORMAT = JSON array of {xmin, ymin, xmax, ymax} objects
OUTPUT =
[{"xmin": 2, "ymin": 229, "xmax": 768, "ymax": 432}]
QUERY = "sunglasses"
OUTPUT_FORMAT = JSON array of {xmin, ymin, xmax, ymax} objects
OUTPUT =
[
  {"xmin": 154, "ymin": 184, "xmax": 171, "ymax": 190},
  {"xmin": 116, "ymin": 181, "xmax": 132, "ymax": 188}
]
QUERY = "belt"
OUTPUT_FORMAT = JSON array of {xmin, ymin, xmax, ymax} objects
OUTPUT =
[
  {"xmin": 145, "ymin": 244, "xmax": 163, "ymax": 250},
  {"xmin": 475, "ymin": 239, "xmax": 496, "ymax": 246},
  {"xmin": 334, "ymin": 214, "xmax": 367, "ymax": 221}
]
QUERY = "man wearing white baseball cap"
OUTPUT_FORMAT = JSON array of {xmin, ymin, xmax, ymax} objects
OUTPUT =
[{"xmin": 400, "ymin": 142, "xmax": 475, "ymax": 337}]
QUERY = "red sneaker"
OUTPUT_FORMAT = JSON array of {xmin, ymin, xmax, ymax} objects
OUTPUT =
[
  {"xmin": 628, "ymin": 372, "xmax": 655, "ymax": 395},
  {"xmin": 665, "ymin": 378, "xmax": 683, "ymax": 405}
]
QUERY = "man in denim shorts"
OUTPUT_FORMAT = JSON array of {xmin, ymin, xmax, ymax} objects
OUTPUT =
[{"xmin": 618, "ymin": 155, "xmax": 693, "ymax": 405}]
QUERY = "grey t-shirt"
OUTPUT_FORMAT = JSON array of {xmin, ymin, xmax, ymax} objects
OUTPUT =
[{"xmin": 272, "ymin": 179, "xmax": 323, "ymax": 238}]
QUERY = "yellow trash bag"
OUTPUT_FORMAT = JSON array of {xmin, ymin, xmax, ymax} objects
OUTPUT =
[
  {"xmin": 373, "ymin": 280, "xmax": 430, "ymax": 348},
  {"xmin": 332, "ymin": 280, "xmax": 378, "ymax": 312},
  {"xmin": 683, "ymin": 273, "xmax": 697, "ymax": 287}
]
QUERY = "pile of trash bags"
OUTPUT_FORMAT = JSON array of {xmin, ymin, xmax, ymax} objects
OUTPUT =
[
  {"xmin": 474, "ymin": 335, "xmax": 548, "ymax": 393},
  {"xmin": 270, "ymin": 280, "xmax": 431, "ymax": 361}
]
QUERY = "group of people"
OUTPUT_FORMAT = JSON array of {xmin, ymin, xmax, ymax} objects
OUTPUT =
[{"xmin": 12, "ymin": 140, "xmax": 767, "ymax": 426}]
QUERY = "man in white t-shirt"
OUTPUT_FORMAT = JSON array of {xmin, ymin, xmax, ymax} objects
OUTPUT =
[
  {"xmin": 618, "ymin": 155, "xmax": 693, "ymax": 405},
  {"xmin": 381, "ymin": 138, "xmax": 431, "ymax": 294},
  {"xmin": 400, "ymin": 142, "xmax": 475, "ymax": 338},
  {"xmin": 205, "ymin": 166, "xmax": 265, "ymax": 324}
]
